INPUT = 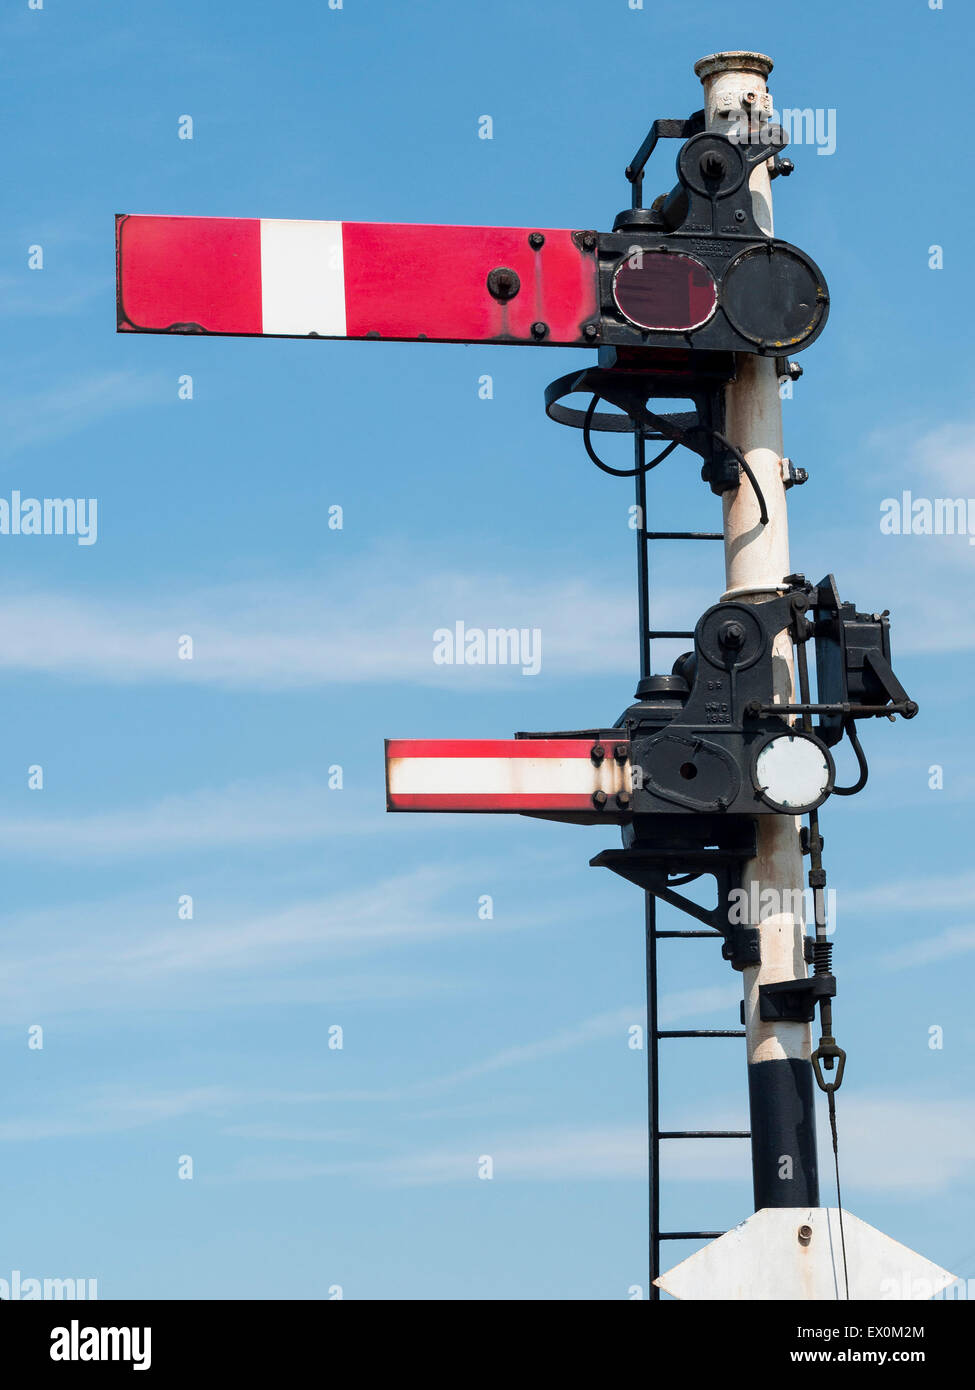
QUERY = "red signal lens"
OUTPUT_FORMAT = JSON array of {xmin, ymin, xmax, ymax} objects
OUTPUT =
[{"xmin": 612, "ymin": 250, "xmax": 717, "ymax": 332}]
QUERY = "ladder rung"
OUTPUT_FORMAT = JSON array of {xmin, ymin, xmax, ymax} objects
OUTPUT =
[
  {"xmin": 656, "ymin": 930, "xmax": 722, "ymax": 938},
  {"xmin": 659, "ymin": 1130, "xmax": 750, "ymax": 1139},
  {"xmin": 660, "ymin": 1231, "xmax": 726, "ymax": 1241},
  {"xmin": 647, "ymin": 629, "xmax": 694, "ymax": 639},
  {"xmin": 644, "ymin": 531, "xmax": 724, "ymax": 541},
  {"xmin": 657, "ymin": 1029, "xmax": 745, "ymax": 1038}
]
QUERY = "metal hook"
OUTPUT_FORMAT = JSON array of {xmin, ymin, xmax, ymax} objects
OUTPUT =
[{"xmin": 811, "ymin": 1039, "xmax": 846, "ymax": 1093}]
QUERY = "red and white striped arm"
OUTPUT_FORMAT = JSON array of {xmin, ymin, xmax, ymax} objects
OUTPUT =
[
  {"xmin": 384, "ymin": 738, "xmax": 631, "ymax": 816},
  {"xmin": 115, "ymin": 215, "xmax": 599, "ymax": 346}
]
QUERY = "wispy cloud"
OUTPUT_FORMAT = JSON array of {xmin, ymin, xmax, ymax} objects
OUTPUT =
[
  {"xmin": 659, "ymin": 985, "xmax": 740, "ymax": 1024},
  {"xmin": 834, "ymin": 1094, "xmax": 975, "ymax": 1194},
  {"xmin": 220, "ymin": 1124, "xmax": 653, "ymax": 1186},
  {"xmin": 221, "ymin": 992, "xmax": 740, "ymax": 1108},
  {"xmin": 218, "ymin": 1124, "xmax": 362, "ymax": 1143},
  {"xmin": 0, "ymin": 863, "xmax": 517, "ymax": 1022},
  {"xmin": 844, "ymin": 871, "xmax": 975, "ymax": 917},
  {"xmin": 882, "ymin": 925, "xmax": 975, "ymax": 971},
  {"xmin": 0, "ymin": 1085, "xmax": 241, "ymax": 1142},
  {"xmin": 0, "ymin": 565, "xmax": 709, "ymax": 689},
  {"xmin": 0, "ymin": 988, "xmax": 738, "ymax": 1145},
  {"xmin": 848, "ymin": 417, "xmax": 975, "ymax": 656},
  {"xmin": 0, "ymin": 274, "xmax": 109, "ymax": 323},
  {"xmin": 0, "ymin": 370, "xmax": 163, "ymax": 456},
  {"xmin": 19, "ymin": 1088, "xmax": 967, "ymax": 1195},
  {"xmin": 6, "ymin": 1058, "xmax": 970, "ymax": 1200},
  {"xmin": 250, "ymin": 1093, "xmax": 970, "ymax": 1192},
  {"xmin": 0, "ymin": 776, "xmax": 377, "ymax": 860},
  {"xmin": 897, "ymin": 420, "xmax": 975, "ymax": 497}
]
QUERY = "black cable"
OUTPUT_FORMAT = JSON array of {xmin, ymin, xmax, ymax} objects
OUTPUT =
[
  {"xmin": 827, "ymin": 1091, "xmax": 851, "ymax": 1300},
  {"xmin": 579, "ymin": 400, "xmax": 770, "ymax": 532},
  {"xmin": 832, "ymin": 717, "xmax": 869, "ymax": 796},
  {"xmin": 712, "ymin": 431, "xmax": 769, "ymax": 526},
  {"xmin": 583, "ymin": 395, "xmax": 680, "ymax": 477},
  {"xmin": 666, "ymin": 872, "xmax": 702, "ymax": 887},
  {"xmin": 798, "ymin": 617, "xmax": 851, "ymax": 1299}
]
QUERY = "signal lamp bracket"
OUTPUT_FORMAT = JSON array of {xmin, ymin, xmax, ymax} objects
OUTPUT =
[
  {"xmin": 609, "ymin": 117, "xmax": 830, "ymax": 357},
  {"xmin": 543, "ymin": 352, "xmax": 742, "ymax": 496},
  {"xmin": 759, "ymin": 974, "xmax": 836, "ymax": 1024},
  {"xmin": 592, "ymin": 815, "xmax": 761, "ymax": 971}
]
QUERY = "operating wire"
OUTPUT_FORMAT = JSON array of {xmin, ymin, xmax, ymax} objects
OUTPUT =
[
  {"xmin": 827, "ymin": 1091, "xmax": 851, "ymax": 1300},
  {"xmin": 711, "ymin": 430, "xmax": 769, "ymax": 526},
  {"xmin": 580, "ymin": 397, "xmax": 770, "ymax": 532},
  {"xmin": 832, "ymin": 716, "xmax": 869, "ymax": 796},
  {"xmin": 583, "ymin": 394, "xmax": 680, "ymax": 477},
  {"xmin": 796, "ymin": 621, "xmax": 850, "ymax": 1299}
]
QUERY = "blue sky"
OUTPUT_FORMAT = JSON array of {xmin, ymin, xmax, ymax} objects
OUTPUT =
[{"xmin": 1, "ymin": 0, "xmax": 973, "ymax": 1300}]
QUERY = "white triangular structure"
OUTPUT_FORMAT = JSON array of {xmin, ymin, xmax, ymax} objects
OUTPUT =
[{"xmin": 656, "ymin": 1208, "xmax": 957, "ymax": 1300}]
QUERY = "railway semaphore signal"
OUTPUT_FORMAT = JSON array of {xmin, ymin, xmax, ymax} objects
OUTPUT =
[{"xmin": 117, "ymin": 48, "xmax": 954, "ymax": 1301}]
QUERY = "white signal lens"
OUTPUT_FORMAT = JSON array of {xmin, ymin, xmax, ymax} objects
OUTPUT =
[{"xmin": 753, "ymin": 733, "xmax": 833, "ymax": 813}]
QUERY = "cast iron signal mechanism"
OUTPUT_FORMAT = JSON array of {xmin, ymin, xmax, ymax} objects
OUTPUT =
[
  {"xmin": 519, "ymin": 575, "xmax": 915, "ymax": 830},
  {"xmin": 588, "ymin": 576, "xmax": 915, "ymax": 969},
  {"xmin": 810, "ymin": 575, "xmax": 915, "ymax": 746},
  {"xmin": 604, "ymin": 115, "xmax": 830, "ymax": 357},
  {"xmin": 613, "ymin": 575, "xmax": 915, "ymax": 823},
  {"xmin": 544, "ymin": 114, "xmax": 830, "ymax": 522}
]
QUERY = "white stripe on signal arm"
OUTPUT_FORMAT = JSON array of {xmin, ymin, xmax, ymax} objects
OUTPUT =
[
  {"xmin": 259, "ymin": 219, "xmax": 346, "ymax": 336},
  {"xmin": 387, "ymin": 756, "xmax": 631, "ymax": 797}
]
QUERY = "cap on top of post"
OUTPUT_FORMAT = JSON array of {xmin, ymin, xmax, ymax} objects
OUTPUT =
[{"xmin": 694, "ymin": 51, "xmax": 774, "ymax": 81}]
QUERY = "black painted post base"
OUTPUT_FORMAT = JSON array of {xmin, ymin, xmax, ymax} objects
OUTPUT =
[{"xmin": 747, "ymin": 1056, "xmax": 820, "ymax": 1208}]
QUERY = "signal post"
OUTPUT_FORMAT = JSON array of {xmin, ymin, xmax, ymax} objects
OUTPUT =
[{"xmin": 697, "ymin": 50, "xmax": 819, "ymax": 1211}]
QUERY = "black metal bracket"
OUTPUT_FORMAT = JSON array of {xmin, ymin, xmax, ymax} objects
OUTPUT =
[
  {"xmin": 759, "ymin": 974, "xmax": 836, "ymax": 1023},
  {"xmin": 808, "ymin": 575, "xmax": 918, "ymax": 744},
  {"xmin": 591, "ymin": 815, "xmax": 760, "ymax": 970},
  {"xmin": 625, "ymin": 111, "xmax": 706, "ymax": 207},
  {"xmin": 543, "ymin": 350, "xmax": 741, "ymax": 497}
]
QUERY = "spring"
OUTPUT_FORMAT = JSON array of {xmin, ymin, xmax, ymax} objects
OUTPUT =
[{"xmin": 813, "ymin": 939, "xmax": 833, "ymax": 975}]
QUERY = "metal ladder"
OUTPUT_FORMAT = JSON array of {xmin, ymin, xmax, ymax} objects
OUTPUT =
[
  {"xmin": 644, "ymin": 896, "xmax": 749, "ymax": 1298},
  {"xmin": 633, "ymin": 433, "xmax": 750, "ymax": 1299}
]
